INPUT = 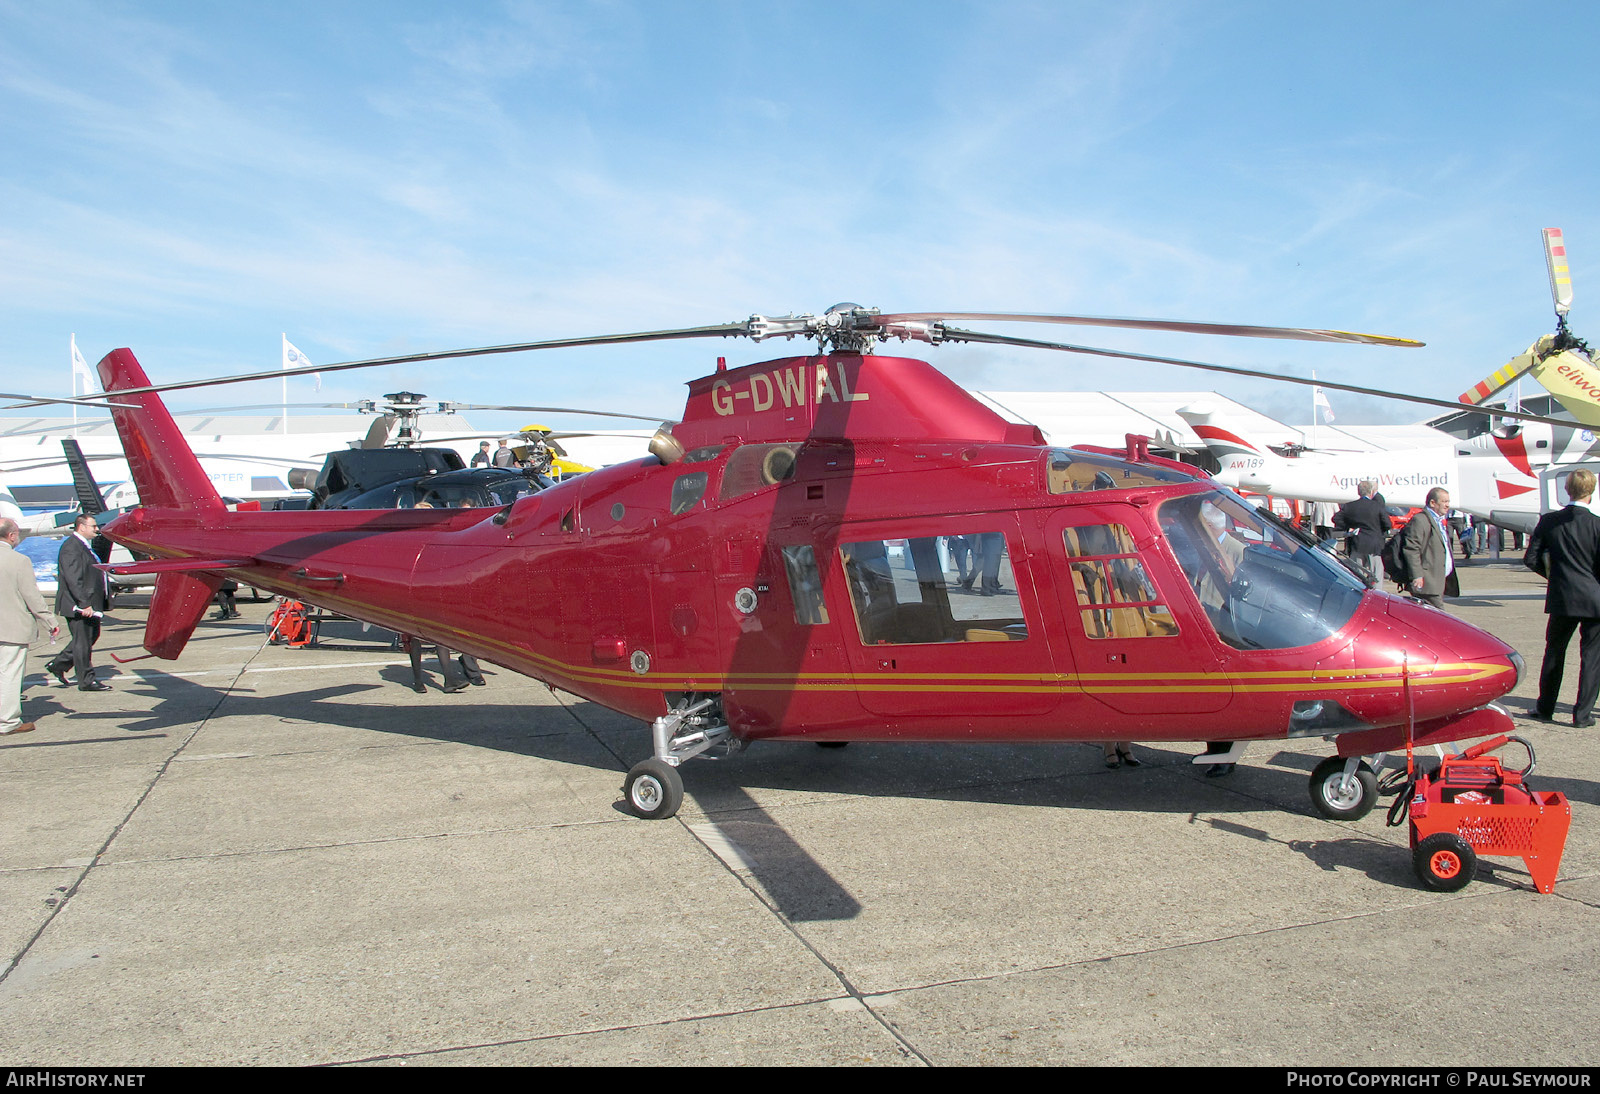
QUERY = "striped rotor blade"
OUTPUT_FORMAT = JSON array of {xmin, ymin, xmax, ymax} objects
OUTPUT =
[
  {"xmin": 872, "ymin": 311, "xmax": 1423, "ymax": 348},
  {"xmin": 1545, "ymin": 228, "xmax": 1573, "ymax": 316},
  {"xmin": 1457, "ymin": 352, "xmax": 1541, "ymax": 407}
]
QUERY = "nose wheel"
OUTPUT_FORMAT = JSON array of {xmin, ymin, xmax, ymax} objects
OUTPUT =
[
  {"xmin": 1309, "ymin": 756, "xmax": 1378, "ymax": 820},
  {"xmin": 623, "ymin": 759, "xmax": 684, "ymax": 820}
]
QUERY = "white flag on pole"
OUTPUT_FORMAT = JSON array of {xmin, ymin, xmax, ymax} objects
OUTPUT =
[
  {"xmin": 1313, "ymin": 384, "xmax": 1335, "ymax": 423},
  {"xmin": 70, "ymin": 334, "xmax": 94, "ymax": 394},
  {"xmin": 282, "ymin": 335, "xmax": 321, "ymax": 392}
]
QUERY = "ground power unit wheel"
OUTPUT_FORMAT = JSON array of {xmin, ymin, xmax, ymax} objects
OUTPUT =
[{"xmin": 1414, "ymin": 832, "xmax": 1477, "ymax": 892}]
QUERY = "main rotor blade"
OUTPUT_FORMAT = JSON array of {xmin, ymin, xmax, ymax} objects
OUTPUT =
[
  {"xmin": 0, "ymin": 403, "xmax": 363, "ymax": 437},
  {"xmin": 0, "ymin": 391, "xmax": 137, "ymax": 410},
  {"xmin": 73, "ymin": 323, "xmax": 753, "ymax": 399},
  {"xmin": 444, "ymin": 404, "xmax": 668, "ymax": 424},
  {"xmin": 1544, "ymin": 228, "xmax": 1573, "ymax": 317},
  {"xmin": 171, "ymin": 402, "xmax": 380, "ymax": 415},
  {"xmin": 424, "ymin": 430, "xmax": 656, "ymax": 445},
  {"xmin": 943, "ymin": 327, "xmax": 1582, "ymax": 430},
  {"xmin": 875, "ymin": 311, "xmax": 1423, "ymax": 348}
]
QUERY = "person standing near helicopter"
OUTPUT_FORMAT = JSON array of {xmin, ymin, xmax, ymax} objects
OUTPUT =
[
  {"xmin": 1, "ymin": 518, "xmax": 58, "ymax": 735},
  {"xmin": 1333, "ymin": 480, "xmax": 1388, "ymax": 584},
  {"xmin": 1402, "ymin": 487, "xmax": 1456, "ymax": 609},
  {"xmin": 1525, "ymin": 468, "xmax": 1600, "ymax": 727},
  {"xmin": 45, "ymin": 515, "xmax": 112, "ymax": 691}
]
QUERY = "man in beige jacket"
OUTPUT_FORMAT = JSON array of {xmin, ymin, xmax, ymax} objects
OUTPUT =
[
  {"xmin": 0, "ymin": 519, "xmax": 59, "ymax": 735},
  {"xmin": 1402, "ymin": 487, "xmax": 1457, "ymax": 610}
]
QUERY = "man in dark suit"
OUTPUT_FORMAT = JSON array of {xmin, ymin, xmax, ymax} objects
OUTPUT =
[
  {"xmin": 1526, "ymin": 468, "xmax": 1600, "ymax": 727},
  {"xmin": 1332, "ymin": 480, "xmax": 1389, "ymax": 585},
  {"xmin": 45, "ymin": 515, "xmax": 111, "ymax": 691}
]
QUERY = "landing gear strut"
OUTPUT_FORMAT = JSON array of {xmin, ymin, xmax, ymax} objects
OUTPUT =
[{"xmin": 620, "ymin": 694, "xmax": 737, "ymax": 820}]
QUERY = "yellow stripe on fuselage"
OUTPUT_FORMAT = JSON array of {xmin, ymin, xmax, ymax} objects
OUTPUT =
[{"xmin": 130, "ymin": 549, "xmax": 1507, "ymax": 700}]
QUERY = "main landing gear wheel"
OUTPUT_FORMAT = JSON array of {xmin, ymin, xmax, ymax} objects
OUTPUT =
[
  {"xmin": 1309, "ymin": 756, "xmax": 1378, "ymax": 821},
  {"xmin": 1414, "ymin": 833, "xmax": 1476, "ymax": 893},
  {"xmin": 623, "ymin": 759, "xmax": 684, "ymax": 820}
]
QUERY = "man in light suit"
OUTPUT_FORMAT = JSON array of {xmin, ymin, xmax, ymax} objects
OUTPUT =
[
  {"xmin": 1526, "ymin": 469, "xmax": 1600, "ymax": 727},
  {"xmin": 0, "ymin": 519, "xmax": 59, "ymax": 735},
  {"xmin": 1402, "ymin": 487, "xmax": 1456, "ymax": 610},
  {"xmin": 45, "ymin": 515, "xmax": 112, "ymax": 691}
]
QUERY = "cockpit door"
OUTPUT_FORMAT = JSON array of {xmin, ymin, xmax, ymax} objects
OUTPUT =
[{"xmin": 1045, "ymin": 506, "xmax": 1231, "ymax": 715}]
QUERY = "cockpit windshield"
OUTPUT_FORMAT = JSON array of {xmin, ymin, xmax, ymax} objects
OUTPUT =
[{"xmin": 1159, "ymin": 490, "xmax": 1366, "ymax": 651}]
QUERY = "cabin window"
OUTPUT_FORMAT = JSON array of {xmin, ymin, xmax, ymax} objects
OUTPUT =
[
  {"xmin": 719, "ymin": 444, "xmax": 798, "ymax": 500},
  {"xmin": 670, "ymin": 471, "xmax": 709, "ymax": 515},
  {"xmin": 1062, "ymin": 524, "xmax": 1179, "ymax": 639},
  {"xmin": 1046, "ymin": 450, "xmax": 1191, "ymax": 494},
  {"xmin": 487, "ymin": 478, "xmax": 540, "ymax": 507},
  {"xmin": 781, "ymin": 545, "xmax": 829, "ymax": 625},
  {"xmin": 1159, "ymin": 490, "xmax": 1364, "ymax": 651},
  {"xmin": 839, "ymin": 532, "xmax": 1027, "ymax": 645}
]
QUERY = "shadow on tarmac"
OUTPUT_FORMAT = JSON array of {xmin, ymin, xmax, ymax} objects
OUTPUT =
[{"xmin": 71, "ymin": 667, "xmax": 1592, "ymax": 918}]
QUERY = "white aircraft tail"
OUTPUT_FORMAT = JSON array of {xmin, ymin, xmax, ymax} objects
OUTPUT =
[{"xmin": 1175, "ymin": 404, "xmax": 1292, "ymax": 491}]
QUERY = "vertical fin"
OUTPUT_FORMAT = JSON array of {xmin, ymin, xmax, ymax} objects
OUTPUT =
[
  {"xmin": 93, "ymin": 348, "xmax": 225, "ymax": 659},
  {"xmin": 144, "ymin": 571, "xmax": 225, "ymax": 659},
  {"xmin": 96, "ymin": 348, "xmax": 223, "ymax": 513},
  {"xmin": 59, "ymin": 439, "xmax": 108, "ymax": 513}
]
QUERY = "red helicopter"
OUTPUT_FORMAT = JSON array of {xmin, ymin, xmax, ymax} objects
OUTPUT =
[{"xmin": 45, "ymin": 306, "xmax": 1522, "ymax": 821}]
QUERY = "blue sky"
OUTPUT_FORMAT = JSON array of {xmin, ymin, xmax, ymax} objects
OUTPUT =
[{"xmin": 2, "ymin": 0, "xmax": 1596, "ymax": 430}]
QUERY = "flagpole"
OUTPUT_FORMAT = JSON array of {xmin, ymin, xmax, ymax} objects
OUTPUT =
[{"xmin": 281, "ymin": 333, "xmax": 288, "ymax": 435}]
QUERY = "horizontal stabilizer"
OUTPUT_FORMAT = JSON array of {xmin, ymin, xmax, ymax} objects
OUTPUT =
[{"xmin": 102, "ymin": 557, "xmax": 252, "ymax": 576}]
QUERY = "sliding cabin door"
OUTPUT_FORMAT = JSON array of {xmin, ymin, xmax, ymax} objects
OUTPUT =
[{"xmin": 834, "ymin": 517, "xmax": 1060, "ymax": 726}]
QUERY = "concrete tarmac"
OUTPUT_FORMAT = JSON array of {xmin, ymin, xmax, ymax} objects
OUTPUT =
[{"xmin": 0, "ymin": 556, "xmax": 1594, "ymax": 1067}]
